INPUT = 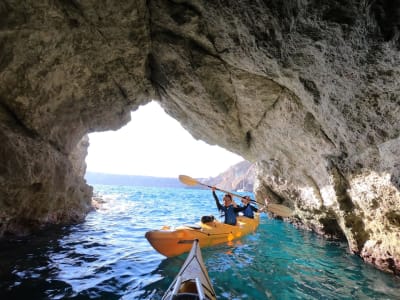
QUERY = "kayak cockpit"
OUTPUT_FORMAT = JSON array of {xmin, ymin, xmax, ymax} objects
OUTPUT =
[{"xmin": 170, "ymin": 276, "xmax": 209, "ymax": 300}]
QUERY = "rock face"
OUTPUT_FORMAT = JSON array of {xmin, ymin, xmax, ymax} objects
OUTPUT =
[
  {"xmin": 0, "ymin": 1, "xmax": 399, "ymax": 274},
  {"xmin": 202, "ymin": 160, "xmax": 255, "ymax": 192}
]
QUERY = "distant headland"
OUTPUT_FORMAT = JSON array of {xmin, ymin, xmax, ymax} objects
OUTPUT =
[
  {"xmin": 85, "ymin": 160, "xmax": 254, "ymax": 191},
  {"xmin": 85, "ymin": 172, "xmax": 188, "ymax": 188}
]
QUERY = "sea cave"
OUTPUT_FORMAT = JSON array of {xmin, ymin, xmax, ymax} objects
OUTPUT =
[{"xmin": 0, "ymin": 0, "xmax": 399, "ymax": 275}]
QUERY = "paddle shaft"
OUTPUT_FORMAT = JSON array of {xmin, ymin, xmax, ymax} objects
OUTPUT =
[{"xmin": 194, "ymin": 181, "xmax": 264, "ymax": 206}]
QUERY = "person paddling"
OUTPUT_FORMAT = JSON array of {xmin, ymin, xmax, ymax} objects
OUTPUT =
[
  {"xmin": 212, "ymin": 187, "xmax": 245, "ymax": 225},
  {"xmin": 240, "ymin": 196, "xmax": 259, "ymax": 218}
]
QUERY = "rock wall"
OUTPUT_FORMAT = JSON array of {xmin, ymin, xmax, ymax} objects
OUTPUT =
[
  {"xmin": 0, "ymin": 0, "xmax": 154, "ymax": 235},
  {"xmin": 0, "ymin": 0, "xmax": 399, "ymax": 274}
]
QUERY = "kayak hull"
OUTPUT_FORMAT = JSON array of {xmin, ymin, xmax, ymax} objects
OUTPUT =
[
  {"xmin": 162, "ymin": 239, "xmax": 216, "ymax": 300},
  {"xmin": 145, "ymin": 215, "xmax": 259, "ymax": 257}
]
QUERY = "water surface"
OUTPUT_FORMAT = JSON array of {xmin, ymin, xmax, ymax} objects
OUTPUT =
[{"xmin": 0, "ymin": 185, "xmax": 399, "ymax": 299}]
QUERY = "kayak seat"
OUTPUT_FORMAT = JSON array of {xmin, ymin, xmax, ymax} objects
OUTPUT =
[
  {"xmin": 172, "ymin": 293, "xmax": 200, "ymax": 300},
  {"xmin": 173, "ymin": 279, "xmax": 208, "ymax": 300},
  {"xmin": 179, "ymin": 280, "xmax": 197, "ymax": 293}
]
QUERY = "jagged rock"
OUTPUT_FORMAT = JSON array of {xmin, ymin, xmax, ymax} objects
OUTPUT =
[{"xmin": 0, "ymin": 0, "xmax": 399, "ymax": 274}]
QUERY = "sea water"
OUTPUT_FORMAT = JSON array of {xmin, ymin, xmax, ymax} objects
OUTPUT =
[{"xmin": 0, "ymin": 185, "xmax": 399, "ymax": 299}]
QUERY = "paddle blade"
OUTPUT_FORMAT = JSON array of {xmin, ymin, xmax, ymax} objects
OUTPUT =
[
  {"xmin": 179, "ymin": 175, "xmax": 199, "ymax": 186},
  {"xmin": 266, "ymin": 204, "xmax": 293, "ymax": 218}
]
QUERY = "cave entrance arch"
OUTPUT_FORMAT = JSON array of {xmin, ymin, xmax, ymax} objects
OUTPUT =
[{"xmin": 84, "ymin": 101, "xmax": 243, "ymax": 182}]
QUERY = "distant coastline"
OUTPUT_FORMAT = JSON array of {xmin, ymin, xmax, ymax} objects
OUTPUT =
[
  {"xmin": 85, "ymin": 171, "xmax": 201, "ymax": 188},
  {"xmin": 85, "ymin": 160, "xmax": 253, "ymax": 191}
]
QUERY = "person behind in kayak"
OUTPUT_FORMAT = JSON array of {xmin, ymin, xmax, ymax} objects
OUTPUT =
[
  {"xmin": 240, "ymin": 196, "xmax": 259, "ymax": 218},
  {"xmin": 212, "ymin": 187, "xmax": 245, "ymax": 225}
]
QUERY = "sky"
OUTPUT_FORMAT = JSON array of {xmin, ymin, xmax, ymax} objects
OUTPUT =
[{"xmin": 85, "ymin": 101, "xmax": 243, "ymax": 178}]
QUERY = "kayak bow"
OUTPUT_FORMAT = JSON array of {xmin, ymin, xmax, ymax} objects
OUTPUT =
[{"xmin": 162, "ymin": 239, "xmax": 216, "ymax": 300}]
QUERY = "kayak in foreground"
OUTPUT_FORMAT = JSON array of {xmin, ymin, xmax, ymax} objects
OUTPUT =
[
  {"xmin": 145, "ymin": 214, "xmax": 259, "ymax": 257},
  {"xmin": 162, "ymin": 239, "xmax": 216, "ymax": 300}
]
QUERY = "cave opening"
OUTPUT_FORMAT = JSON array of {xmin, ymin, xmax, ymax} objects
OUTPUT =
[{"xmin": 84, "ymin": 101, "xmax": 243, "ymax": 182}]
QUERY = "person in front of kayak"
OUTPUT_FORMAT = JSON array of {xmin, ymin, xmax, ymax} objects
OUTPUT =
[
  {"xmin": 212, "ymin": 187, "xmax": 245, "ymax": 225},
  {"xmin": 240, "ymin": 196, "xmax": 259, "ymax": 218}
]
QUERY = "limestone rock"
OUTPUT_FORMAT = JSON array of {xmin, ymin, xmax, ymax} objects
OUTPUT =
[
  {"xmin": 202, "ymin": 160, "xmax": 255, "ymax": 191},
  {"xmin": 0, "ymin": 0, "xmax": 399, "ymax": 275},
  {"xmin": 0, "ymin": 0, "xmax": 154, "ymax": 235}
]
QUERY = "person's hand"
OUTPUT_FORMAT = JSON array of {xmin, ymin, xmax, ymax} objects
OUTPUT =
[{"xmin": 212, "ymin": 186, "xmax": 216, "ymax": 192}]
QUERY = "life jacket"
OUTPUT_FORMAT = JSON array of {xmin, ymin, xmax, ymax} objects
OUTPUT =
[
  {"xmin": 243, "ymin": 204, "xmax": 254, "ymax": 218},
  {"xmin": 223, "ymin": 205, "xmax": 237, "ymax": 225}
]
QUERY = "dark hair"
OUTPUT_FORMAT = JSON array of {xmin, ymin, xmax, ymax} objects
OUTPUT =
[{"xmin": 224, "ymin": 194, "xmax": 232, "ymax": 200}]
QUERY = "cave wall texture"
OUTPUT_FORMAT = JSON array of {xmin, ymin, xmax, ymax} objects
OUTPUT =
[{"xmin": 0, "ymin": 0, "xmax": 399, "ymax": 274}]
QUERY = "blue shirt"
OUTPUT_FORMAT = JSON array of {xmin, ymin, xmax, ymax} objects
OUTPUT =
[
  {"xmin": 212, "ymin": 191, "xmax": 245, "ymax": 225},
  {"xmin": 242, "ymin": 204, "xmax": 258, "ymax": 218}
]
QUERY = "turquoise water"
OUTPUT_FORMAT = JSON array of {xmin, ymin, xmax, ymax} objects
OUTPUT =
[{"xmin": 0, "ymin": 185, "xmax": 399, "ymax": 299}]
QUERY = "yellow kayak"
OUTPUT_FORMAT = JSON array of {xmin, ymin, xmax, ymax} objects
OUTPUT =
[
  {"xmin": 145, "ymin": 214, "xmax": 259, "ymax": 257},
  {"xmin": 162, "ymin": 239, "xmax": 216, "ymax": 300}
]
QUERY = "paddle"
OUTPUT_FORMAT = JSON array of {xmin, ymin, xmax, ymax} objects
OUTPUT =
[{"xmin": 178, "ymin": 175, "xmax": 293, "ymax": 218}]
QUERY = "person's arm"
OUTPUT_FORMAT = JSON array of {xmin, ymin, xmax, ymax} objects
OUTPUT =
[
  {"xmin": 251, "ymin": 205, "xmax": 258, "ymax": 212},
  {"xmin": 234, "ymin": 205, "xmax": 246, "ymax": 212},
  {"xmin": 212, "ymin": 190, "xmax": 223, "ymax": 211}
]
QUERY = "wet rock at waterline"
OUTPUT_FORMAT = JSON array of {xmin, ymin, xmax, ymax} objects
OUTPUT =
[{"xmin": 0, "ymin": 0, "xmax": 399, "ymax": 274}]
